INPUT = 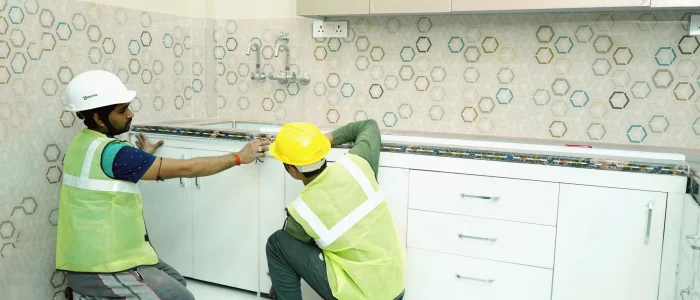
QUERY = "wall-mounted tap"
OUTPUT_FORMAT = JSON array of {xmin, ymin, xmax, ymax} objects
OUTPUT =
[
  {"xmin": 269, "ymin": 32, "xmax": 311, "ymax": 85},
  {"xmin": 246, "ymin": 39, "xmax": 265, "ymax": 82}
]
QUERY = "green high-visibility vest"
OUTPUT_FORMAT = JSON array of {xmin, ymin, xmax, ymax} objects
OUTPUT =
[
  {"xmin": 56, "ymin": 128, "xmax": 158, "ymax": 273},
  {"xmin": 287, "ymin": 154, "xmax": 405, "ymax": 300}
]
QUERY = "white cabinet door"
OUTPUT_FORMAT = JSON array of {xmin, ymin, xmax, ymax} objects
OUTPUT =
[
  {"xmin": 453, "ymin": 0, "xmax": 649, "ymax": 11},
  {"xmin": 140, "ymin": 146, "xmax": 194, "ymax": 277},
  {"xmin": 552, "ymin": 184, "xmax": 667, "ymax": 300},
  {"xmin": 370, "ymin": 0, "xmax": 450, "ymax": 14},
  {"xmin": 652, "ymin": 0, "xmax": 700, "ymax": 7},
  {"xmin": 377, "ymin": 167, "xmax": 409, "ymax": 247},
  {"xmin": 192, "ymin": 148, "xmax": 260, "ymax": 292},
  {"xmin": 259, "ymin": 157, "xmax": 286, "ymax": 294}
]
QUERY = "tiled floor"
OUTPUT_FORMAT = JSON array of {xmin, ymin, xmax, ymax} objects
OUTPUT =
[{"xmin": 186, "ymin": 279, "xmax": 262, "ymax": 300}]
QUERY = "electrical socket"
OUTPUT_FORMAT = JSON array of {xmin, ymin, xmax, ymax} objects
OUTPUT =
[
  {"xmin": 312, "ymin": 20, "xmax": 348, "ymax": 38},
  {"xmin": 689, "ymin": 15, "xmax": 700, "ymax": 36}
]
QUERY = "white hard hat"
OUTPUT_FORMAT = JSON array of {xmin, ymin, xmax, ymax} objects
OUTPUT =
[{"xmin": 65, "ymin": 70, "xmax": 136, "ymax": 112}]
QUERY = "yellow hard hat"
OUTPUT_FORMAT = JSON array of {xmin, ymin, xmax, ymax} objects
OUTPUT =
[{"xmin": 269, "ymin": 122, "xmax": 331, "ymax": 167}]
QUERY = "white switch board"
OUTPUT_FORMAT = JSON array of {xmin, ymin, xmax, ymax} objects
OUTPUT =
[
  {"xmin": 690, "ymin": 15, "xmax": 700, "ymax": 36},
  {"xmin": 312, "ymin": 20, "xmax": 348, "ymax": 38}
]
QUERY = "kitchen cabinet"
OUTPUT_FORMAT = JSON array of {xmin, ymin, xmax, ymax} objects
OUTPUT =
[
  {"xmin": 652, "ymin": 0, "xmax": 700, "ymax": 7},
  {"xmin": 452, "ymin": 0, "xmax": 650, "ymax": 11},
  {"xmin": 140, "ymin": 146, "xmax": 194, "ymax": 277},
  {"xmin": 192, "ymin": 148, "xmax": 260, "ymax": 291},
  {"xmin": 297, "ymin": 0, "xmax": 369, "ymax": 16},
  {"xmin": 552, "ymin": 184, "xmax": 667, "ymax": 300},
  {"xmin": 370, "ymin": 0, "xmax": 450, "ymax": 14},
  {"xmin": 259, "ymin": 157, "xmax": 286, "ymax": 295}
]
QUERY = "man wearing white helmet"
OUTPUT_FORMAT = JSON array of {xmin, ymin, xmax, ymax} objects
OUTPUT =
[{"xmin": 56, "ymin": 70, "xmax": 270, "ymax": 299}]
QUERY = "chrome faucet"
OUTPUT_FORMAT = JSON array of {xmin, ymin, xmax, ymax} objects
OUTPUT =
[
  {"xmin": 246, "ymin": 39, "xmax": 265, "ymax": 82},
  {"xmin": 269, "ymin": 32, "xmax": 310, "ymax": 85}
]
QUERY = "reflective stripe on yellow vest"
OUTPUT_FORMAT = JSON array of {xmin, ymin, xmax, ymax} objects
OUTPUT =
[
  {"xmin": 56, "ymin": 129, "xmax": 158, "ymax": 273},
  {"xmin": 287, "ymin": 154, "xmax": 405, "ymax": 300}
]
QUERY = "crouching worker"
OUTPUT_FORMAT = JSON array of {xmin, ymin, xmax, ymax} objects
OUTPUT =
[{"xmin": 266, "ymin": 120, "xmax": 405, "ymax": 300}]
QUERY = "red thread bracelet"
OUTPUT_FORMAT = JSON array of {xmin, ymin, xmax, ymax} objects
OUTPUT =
[{"xmin": 233, "ymin": 153, "xmax": 241, "ymax": 166}]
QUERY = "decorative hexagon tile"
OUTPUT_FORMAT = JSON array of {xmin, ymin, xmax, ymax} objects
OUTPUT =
[
  {"xmin": 535, "ymin": 47, "xmax": 553, "ymax": 64},
  {"xmin": 369, "ymin": 84, "xmax": 384, "ymax": 99},
  {"xmin": 400, "ymin": 46, "xmax": 416, "ymax": 62},
  {"xmin": 414, "ymin": 76, "xmax": 430, "ymax": 92},
  {"xmin": 536, "ymin": 25, "xmax": 555, "ymax": 43},
  {"xmin": 479, "ymin": 97, "xmax": 495, "ymax": 113},
  {"xmin": 384, "ymin": 76, "xmax": 398, "ymax": 91},
  {"xmin": 591, "ymin": 58, "xmax": 612, "ymax": 76},
  {"xmin": 448, "ymin": 37, "xmax": 464, "ymax": 54},
  {"xmin": 593, "ymin": 35, "xmax": 613, "ymax": 54},
  {"xmin": 533, "ymin": 89, "xmax": 551, "ymax": 106},
  {"xmin": 609, "ymin": 91, "xmax": 630, "ymax": 109},
  {"xmin": 626, "ymin": 125, "xmax": 648, "ymax": 143},
  {"xmin": 551, "ymin": 100, "xmax": 569, "ymax": 117},
  {"xmin": 551, "ymin": 78, "xmax": 571, "ymax": 96},
  {"xmin": 399, "ymin": 65, "xmax": 414, "ymax": 82},
  {"xmin": 463, "ymin": 67, "xmax": 479, "ymax": 83},
  {"xmin": 652, "ymin": 70, "xmax": 674, "ymax": 88},
  {"xmin": 673, "ymin": 82, "xmax": 696, "ymax": 101},
  {"xmin": 464, "ymin": 46, "xmax": 481, "ymax": 63}
]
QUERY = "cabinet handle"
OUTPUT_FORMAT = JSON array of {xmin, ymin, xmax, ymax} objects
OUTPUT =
[
  {"xmin": 460, "ymin": 193, "xmax": 500, "ymax": 201},
  {"xmin": 179, "ymin": 155, "xmax": 185, "ymax": 187},
  {"xmin": 680, "ymin": 288, "xmax": 699, "ymax": 300},
  {"xmin": 686, "ymin": 235, "xmax": 700, "ymax": 250},
  {"xmin": 645, "ymin": 201, "xmax": 653, "ymax": 244},
  {"xmin": 195, "ymin": 177, "xmax": 200, "ymax": 189},
  {"xmin": 455, "ymin": 273, "xmax": 494, "ymax": 283},
  {"xmin": 458, "ymin": 233, "xmax": 497, "ymax": 242}
]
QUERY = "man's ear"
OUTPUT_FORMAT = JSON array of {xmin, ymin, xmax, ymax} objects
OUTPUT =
[{"xmin": 92, "ymin": 112, "xmax": 105, "ymax": 127}]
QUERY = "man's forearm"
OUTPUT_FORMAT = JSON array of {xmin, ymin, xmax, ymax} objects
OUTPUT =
[{"xmin": 185, "ymin": 154, "xmax": 238, "ymax": 178}]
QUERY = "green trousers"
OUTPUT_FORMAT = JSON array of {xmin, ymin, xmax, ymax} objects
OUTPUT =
[{"xmin": 266, "ymin": 230, "xmax": 405, "ymax": 300}]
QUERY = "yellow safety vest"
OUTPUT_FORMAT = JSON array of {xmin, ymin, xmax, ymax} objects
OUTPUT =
[
  {"xmin": 287, "ymin": 154, "xmax": 405, "ymax": 300},
  {"xmin": 56, "ymin": 129, "xmax": 158, "ymax": 273}
]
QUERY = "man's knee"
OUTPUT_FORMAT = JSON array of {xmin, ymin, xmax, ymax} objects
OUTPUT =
[{"xmin": 266, "ymin": 229, "xmax": 285, "ymax": 255}]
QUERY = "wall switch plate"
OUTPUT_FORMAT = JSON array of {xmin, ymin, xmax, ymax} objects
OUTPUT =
[
  {"xmin": 689, "ymin": 15, "xmax": 700, "ymax": 36},
  {"xmin": 312, "ymin": 20, "xmax": 348, "ymax": 38}
]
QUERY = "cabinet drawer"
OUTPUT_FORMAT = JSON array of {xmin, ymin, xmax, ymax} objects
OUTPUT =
[
  {"xmin": 408, "ymin": 170, "xmax": 558, "ymax": 225},
  {"xmin": 407, "ymin": 210, "xmax": 555, "ymax": 268},
  {"xmin": 407, "ymin": 248, "xmax": 552, "ymax": 300}
]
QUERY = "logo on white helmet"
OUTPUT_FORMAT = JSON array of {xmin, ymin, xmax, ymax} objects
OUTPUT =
[{"xmin": 83, "ymin": 94, "xmax": 98, "ymax": 101}]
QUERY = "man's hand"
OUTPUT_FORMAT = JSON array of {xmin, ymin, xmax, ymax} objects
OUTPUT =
[
  {"xmin": 135, "ymin": 133, "xmax": 164, "ymax": 154},
  {"xmin": 236, "ymin": 139, "xmax": 271, "ymax": 164}
]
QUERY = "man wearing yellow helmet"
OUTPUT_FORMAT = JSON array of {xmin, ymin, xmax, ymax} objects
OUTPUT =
[{"xmin": 267, "ymin": 120, "xmax": 405, "ymax": 300}]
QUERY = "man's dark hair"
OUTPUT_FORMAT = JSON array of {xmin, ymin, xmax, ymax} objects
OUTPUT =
[
  {"xmin": 284, "ymin": 161, "xmax": 327, "ymax": 178},
  {"xmin": 76, "ymin": 104, "xmax": 118, "ymax": 129}
]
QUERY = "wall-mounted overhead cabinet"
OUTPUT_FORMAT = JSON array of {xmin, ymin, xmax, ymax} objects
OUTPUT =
[
  {"xmin": 452, "ymin": 0, "xmax": 651, "ymax": 12},
  {"xmin": 297, "ymin": 0, "xmax": 369, "ymax": 16},
  {"xmin": 370, "ymin": 0, "xmax": 451, "ymax": 14},
  {"xmin": 651, "ymin": 0, "xmax": 700, "ymax": 7}
]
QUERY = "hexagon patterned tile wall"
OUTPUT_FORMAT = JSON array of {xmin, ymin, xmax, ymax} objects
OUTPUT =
[{"xmin": 1, "ymin": 0, "xmax": 700, "ymax": 298}]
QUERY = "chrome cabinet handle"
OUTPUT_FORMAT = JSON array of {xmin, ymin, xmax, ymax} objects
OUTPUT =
[
  {"xmin": 455, "ymin": 273, "xmax": 494, "ymax": 283},
  {"xmin": 680, "ymin": 288, "xmax": 699, "ymax": 300},
  {"xmin": 686, "ymin": 235, "xmax": 700, "ymax": 250},
  {"xmin": 179, "ymin": 155, "xmax": 185, "ymax": 187},
  {"xmin": 195, "ymin": 177, "xmax": 200, "ymax": 189},
  {"xmin": 461, "ymin": 193, "xmax": 500, "ymax": 201},
  {"xmin": 458, "ymin": 233, "xmax": 497, "ymax": 242},
  {"xmin": 645, "ymin": 201, "xmax": 653, "ymax": 244}
]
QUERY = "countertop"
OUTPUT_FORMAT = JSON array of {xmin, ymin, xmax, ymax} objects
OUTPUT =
[{"xmin": 130, "ymin": 118, "xmax": 699, "ymax": 195}]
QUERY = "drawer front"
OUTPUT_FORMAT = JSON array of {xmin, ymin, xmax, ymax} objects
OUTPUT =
[
  {"xmin": 406, "ymin": 248, "xmax": 553, "ymax": 300},
  {"xmin": 682, "ymin": 196, "xmax": 700, "ymax": 260},
  {"xmin": 407, "ymin": 210, "xmax": 555, "ymax": 268},
  {"xmin": 408, "ymin": 170, "xmax": 559, "ymax": 225}
]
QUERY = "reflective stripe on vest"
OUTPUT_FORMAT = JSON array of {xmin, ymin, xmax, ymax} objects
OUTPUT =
[
  {"xmin": 62, "ymin": 137, "xmax": 141, "ymax": 195},
  {"xmin": 292, "ymin": 155, "xmax": 385, "ymax": 249}
]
